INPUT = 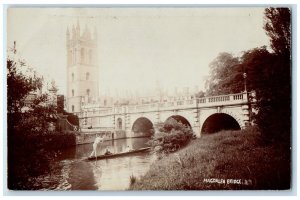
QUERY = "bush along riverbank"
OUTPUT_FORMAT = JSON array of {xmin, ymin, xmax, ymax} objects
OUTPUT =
[
  {"xmin": 7, "ymin": 129, "xmax": 76, "ymax": 190},
  {"xmin": 129, "ymin": 126, "xmax": 290, "ymax": 190}
]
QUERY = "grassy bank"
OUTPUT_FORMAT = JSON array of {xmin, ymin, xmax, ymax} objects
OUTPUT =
[{"xmin": 129, "ymin": 127, "xmax": 290, "ymax": 190}]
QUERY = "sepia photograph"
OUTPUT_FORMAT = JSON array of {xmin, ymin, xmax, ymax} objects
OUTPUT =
[{"xmin": 5, "ymin": 5, "xmax": 293, "ymax": 192}]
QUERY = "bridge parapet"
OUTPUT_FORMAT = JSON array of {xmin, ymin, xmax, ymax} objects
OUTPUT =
[
  {"xmin": 79, "ymin": 92, "xmax": 250, "ymax": 118},
  {"xmin": 128, "ymin": 92, "xmax": 247, "ymax": 112},
  {"xmin": 197, "ymin": 93, "xmax": 247, "ymax": 108}
]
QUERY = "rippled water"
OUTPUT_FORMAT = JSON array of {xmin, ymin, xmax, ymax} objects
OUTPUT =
[{"xmin": 41, "ymin": 137, "xmax": 152, "ymax": 190}]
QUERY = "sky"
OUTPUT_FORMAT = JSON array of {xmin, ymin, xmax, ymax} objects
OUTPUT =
[{"xmin": 7, "ymin": 7, "xmax": 270, "ymax": 97}]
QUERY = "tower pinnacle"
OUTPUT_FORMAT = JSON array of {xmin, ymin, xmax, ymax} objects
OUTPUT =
[
  {"xmin": 76, "ymin": 19, "xmax": 80, "ymax": 36},
  {"xmin": 72, "ymin": 25, "xmax": 76, "ymax": 39},
  {"xmin": 93, "ymin": 27, "xmax": 97, "ymax": 41},
  {"xmin": 66, "ymin": 27, "xmax": 70, "ymax": 40}
]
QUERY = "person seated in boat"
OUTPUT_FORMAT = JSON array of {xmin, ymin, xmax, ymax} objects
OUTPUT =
[
  {"xmin": 89, "ymin": 135, "xmax": 104, "ymax": 158},
  {"xmin": 124, "ymin": 146, "xmax": 133, "ymax": 152},
  {"xmin": 104, "ymin": 147, "xmax": 113, "ymax": 155}
]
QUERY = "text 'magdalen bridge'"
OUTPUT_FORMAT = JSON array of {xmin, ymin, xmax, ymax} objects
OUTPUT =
[{"xmin": 74, "ymin": 92, "xmax": 254, "ymax": 143}]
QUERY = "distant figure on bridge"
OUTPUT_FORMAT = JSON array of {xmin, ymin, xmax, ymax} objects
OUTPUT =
[{"xmin": 89, "ymin": 135, "xmax": 104, "ymax": 158}]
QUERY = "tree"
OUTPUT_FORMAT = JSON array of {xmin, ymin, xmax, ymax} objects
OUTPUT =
[
  {"xmin": 195, "ymin": 90, "xmax": 205, "ymax": 98},
  {"xmin": 240, "ymin": 46, "xmax": 274, "ymax": 91},
  {"xmin": 7, "ymin": 44, "xmax": 60, "ymax": 189},
  {"xmin": 205, "ymin": 52, "xmax": 241, "ymax": 95},
  {"xmin": 7, "ymin": 46, "xmax": 43, "ymax": 115},
  {"xmin": 7, "ymin": 44, "xmax": 60, "ymax": 135},
  {"xmin": 264, "ymin": 8, "xmax": 291, "ymax": 56},
  {"xmin": 17, "ymin": 94, "xmax": 58, "ymax": 135},
  {"xmin": 257, "ymin": 8, "xmax": 291, "ymax": 142},
  {"xmin": 7, "ymin": 46, "xmax": 44, "ymax": 133},
  {"xmin": 204, "ymin": 8, "xmax": 291, "ymax": 143}
]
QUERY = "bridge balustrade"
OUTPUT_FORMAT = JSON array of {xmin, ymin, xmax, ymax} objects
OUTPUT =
[
  {"xmin": 177, "ymin": 101, "xmax": 184, "ymax": 106},
  {"xmin": 80, "ymin": 92, "xmax": 249, "ymax": 117},
  {"xmin": 128, "ymin": 106, "xmax": 136, "ymax": 112},
  {"xmin": 136, "ymin": 104, "xmax": 150, "ymax": 110},
  {"xmin": 81, "ymin": 126, "xmax": 114, "ymax": 132},
  {"xmin": 101, "ymin": 110, "xmax": 108, "ymax": 114},
  {"xmin": 186, "ymin": 100, "xmax": 194, "ymax": 105},
  {"xmin": 115, "ymin": 107, "xmax": 123, "ymax": 114},
  {"xmin": 158, "ymin": 103, "xmax": 165, "ymax": 107},
  {"xmin": 233, "ymin": 93, "xmax": 243, "ymax": 100},
  {"xmin": 197, "ymin": 98, "xmax": 206, "ymax": 104},
  {"xmin": 208, "ymin": 95, "xmax": 230, "ymax": 103},
  {"xmin": 167, "ymin": 102, "xmax": 175, "ymax": 107}
]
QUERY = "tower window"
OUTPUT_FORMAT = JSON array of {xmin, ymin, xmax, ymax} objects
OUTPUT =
[
  {"xmin": 86, "ymin": 89, "xmax": 90, "ymax": 96},
  {"xmin": 72, "ymin": 105, "xmax": 75, "ymax": 112},
  {"xmin": 86, "ymin": 72, "xmax": 90, "ymax": 80},
  {"xmin": 81, "ymin": 48, "xmax": 85, "ymax": 63},
  {"xmin": 72, "ymin": 73, "xmax": 74, "ymax": 81},
  {"xmin": 74, "ymin": 48, "xmax": 77, "ymax": 64},
  {"xmin": 72, "ymin": 89, "xmax": 74, "ymax": 97}
]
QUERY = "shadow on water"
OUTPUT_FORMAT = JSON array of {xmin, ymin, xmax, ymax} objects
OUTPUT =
[{"xmin": 45, "ymin": 137, "xmax": 152, "ymax": 190}]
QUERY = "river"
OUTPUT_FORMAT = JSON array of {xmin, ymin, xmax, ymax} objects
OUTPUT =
[{"xmin": 36, "ymin": 137, "xmax": 153, "ymax": 190}]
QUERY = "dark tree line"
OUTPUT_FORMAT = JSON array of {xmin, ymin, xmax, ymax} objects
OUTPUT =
[
  {"xmin": 205, "ymin": 8, "xmax": 291, "ymax": 144},
  {"xmin": 7, "ymin": 43, "xmax": 58, "ymax": 135},
  {"xmin": 7, "ymin": 44, "xmax": 77, "ymax": 189}
]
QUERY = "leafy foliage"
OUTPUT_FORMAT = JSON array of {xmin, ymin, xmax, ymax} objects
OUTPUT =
[
  {"xmin": 6, "ymin": 44, "xmax": 73, "ymax": 189},
  {"xmin": 15, "ymin": 94, "xmax": 58, "ymax": 135},
  {"xmin": 205, "ymin": 8, "xmax": 291, "ymax": 143},
  {"xmin": 195, "ymin": 90, "xmax": 205, "ymax": 98},
  {"xmin": 264, "ymin": 8, "xmax": 291, "ymax": 56},
  {"xmin": 7, "ymin": 53, "xmax": 43, "ymax": 115},
  {"xmin": 258, "ymin": 8, "xmax": 291, "ymax": 142},
  {"xmin": 205, "ymin": 53, "xmax": 241, "ymax": 95},
  {"xmin": 7, "ymin": 46, "xmax": 58, "ymax": 135},
  {"xmin": 148, "ymin": 118, "xmax": 194, "ymax": 155}
]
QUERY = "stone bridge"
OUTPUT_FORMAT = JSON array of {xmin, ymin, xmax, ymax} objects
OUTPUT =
[{"xmin": 76, "ymin": 92, "xmax": 253, "ymax": 139}]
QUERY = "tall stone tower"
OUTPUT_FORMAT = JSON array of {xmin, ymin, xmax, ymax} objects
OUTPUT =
[{"xmin": 66, "ymin": 22, "xmax": 99, "ymax": 113}]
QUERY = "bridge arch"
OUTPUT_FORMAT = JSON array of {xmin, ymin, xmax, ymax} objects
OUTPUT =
[
  {"xmin": 164, "ymin": 115, "xmax": 193, "ymax": 131},
  {"xmin": 131, "ymin": 117, "xmax": 154, "ymax": 137},
  {"xmin": 201, "ymin": 113, "xmax": 241, "ymax": 134}
]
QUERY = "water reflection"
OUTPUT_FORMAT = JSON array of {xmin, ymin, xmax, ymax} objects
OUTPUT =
[
  {"xmin": 89, "ymin": 154, "xmax": 152, "ymax": 190},
  {"xmin": 53, "ymin": 137, "xmax": 151, "ymax": 190}
]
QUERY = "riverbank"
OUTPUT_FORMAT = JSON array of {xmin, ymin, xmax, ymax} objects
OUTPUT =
[
  {"xmin": 7, "ymin": 130, "xmax": 76, "ymax": 190},
  {"xmin": 129, "ymin": 127, "xmax": 291, "ymax": 190}
]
